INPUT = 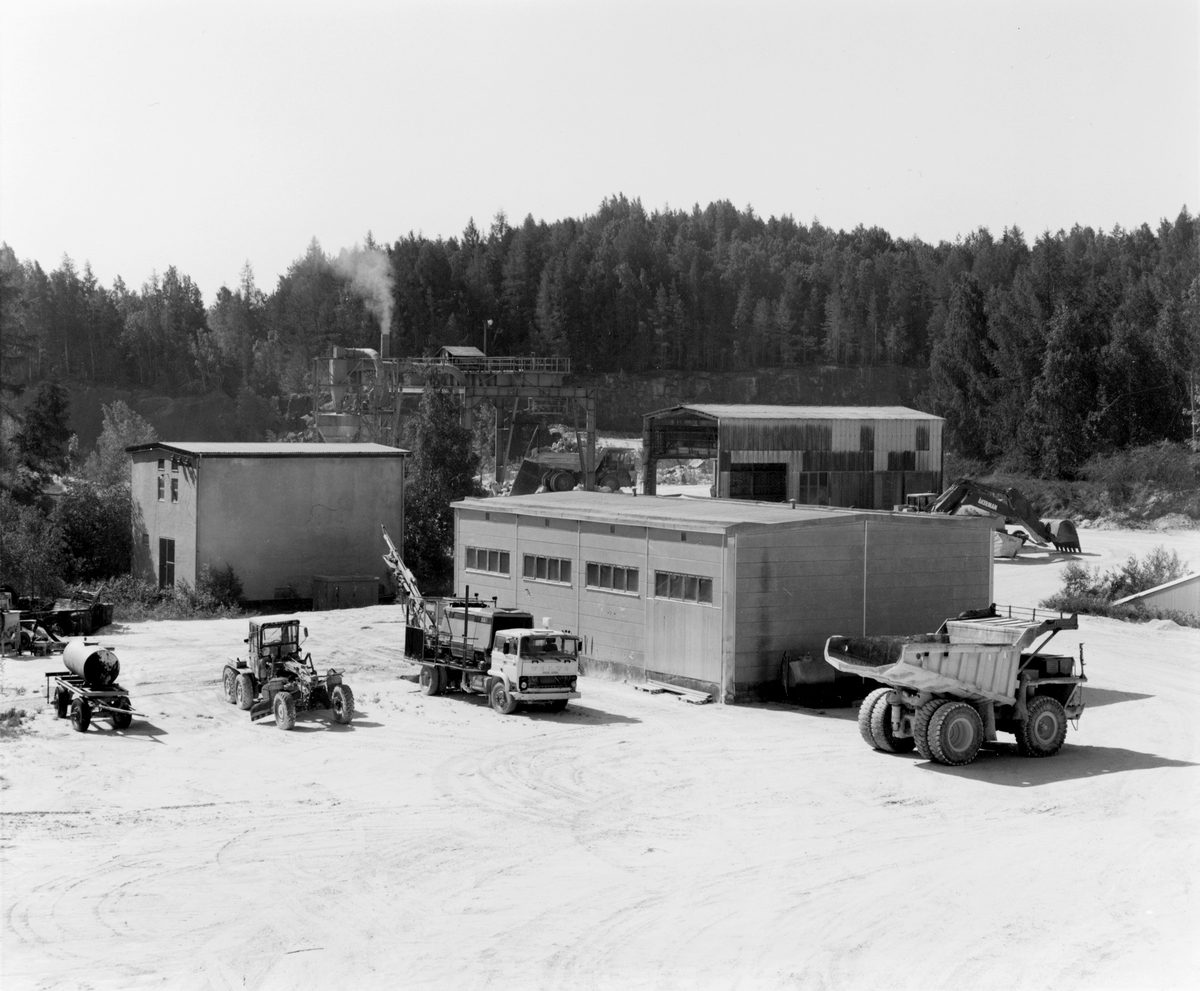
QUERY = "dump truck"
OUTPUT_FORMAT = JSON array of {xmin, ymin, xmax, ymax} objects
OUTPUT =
[
  {"xmin": 916, "ymin": 478, "xmax": 1081, "ymax": 553},
  {"xmin": 221, "ymin": 617, "xmax": 355, "ymax": 730},
  {"xmin": 382, "ymin": 526, "xmax": 581, "ymax": 714},
  {"xmin": 508, "ymin": 447, "xmax": 637, "ymax": 495},
  {"xmin": 825, "ymin": 606, "xmax": 1085, "ymax": 766}
]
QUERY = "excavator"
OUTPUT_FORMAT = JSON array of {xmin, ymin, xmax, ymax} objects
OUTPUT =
[{"xmin": 910, "ymin": 478, "xmax": 1082, "ymax": 553}]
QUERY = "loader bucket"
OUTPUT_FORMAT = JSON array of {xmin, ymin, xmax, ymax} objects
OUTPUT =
[{"xmin": 1045, "ymin": 519, "xmax": 1081, "ymax": 554}]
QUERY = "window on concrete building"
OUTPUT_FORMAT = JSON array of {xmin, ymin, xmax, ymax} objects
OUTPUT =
[
  {"xmin": 654, "ymin": 570, "xmax": 713, "ymax": 604},
  {"xmin": 524, "ymin": 554, "xmax": 572, "ymax": 585},
  {"xmin": 465, "ymin": 546, "xmax": 510, "ymax": 576},
  {"xmin": 158, "ymin": 538, "xmax": 175, "ymax": 588},
  {"xmin": 157, "ymin": 476, "xmax": 165, "ymax": 501},
  {"xmin": 157, "ymin": 459, "xmax": 165, "ymax": 471},
  {"xmin": 170, "ymin": 477, "xmax": 179, "ymax": 503},
  {"xmin": 586, "ymin": 562, "xmax": 639, "ymax": 595}
]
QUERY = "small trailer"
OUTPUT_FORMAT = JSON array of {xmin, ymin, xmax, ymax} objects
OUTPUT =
[
  {"xmin": 825, "ymin": 606, "xmax": 1086, "ymax": 766},
  {"xmin": 45, "ymin": 640, "xmax": 141, "ymax": 733}
]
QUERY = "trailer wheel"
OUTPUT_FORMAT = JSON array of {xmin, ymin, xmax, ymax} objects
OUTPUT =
[
  {"xmin": 913, "ymin": 698, "xmax": 949, "ymax": 760},
  {"xmin": 274, "ymin": 691, "xmax": 297, "ymax": 730},
  {"xmin": 111, "ymin": 697, "xmax": 133, "ymax": 730},
  {"xmin": 419, "ymin": 665, "xmax": 443, "ymax": 696},
  {"xmin": 70, "ymin": 697, "xmax": 91, "ymax": 733},
  {"xmin": 857, "ymin": 688, "xmax": 891, "ymax": 749},
  {"xmin": 927, "ymin": 702, "xmax": 983, "ymax": 766},
  {"xmin": 54, "ymin": 686, "xmax": 71, "ymax": 719},
  {"xmin": 235, "ymin": 673, "xmax": 255, "ymax": 710},
  {"xmin": 331, "ymin": 684, "xmax": 355, "ymax": 724},
  {"xmin": 1017, "ymin": 695, "xmax": 1068, "ymax": 757},
  {"xmin": 870, "ymin": 697, "xmax": 916, "ymax": 753},
  {"xmin": 490, "ymin": 680, "xmax": 518, "ymax": 715},
  {"xmin": 222, "ymin": 667, "xmax": 238, "ymax": 704}
]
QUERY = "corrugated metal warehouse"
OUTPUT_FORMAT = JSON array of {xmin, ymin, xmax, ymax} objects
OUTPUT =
[
  {"xmin": 453, "ymin": 492, "xmax": 993, "ymax": 702},
  {"xmin": 642, "ymin": 404, "xmax": 944, "ymax": 509},
  {"xmin": 128, "ymin": 442, "xmax": 408, "ymax": 603}
]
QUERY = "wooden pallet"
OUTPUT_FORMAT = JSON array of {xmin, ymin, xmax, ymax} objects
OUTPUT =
[{"xmin": 636, "ymin": 679, "xmax": 713, "ymax": 705}]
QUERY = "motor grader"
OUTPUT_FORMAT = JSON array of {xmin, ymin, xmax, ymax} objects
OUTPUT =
[{"xmin": 221, "ymin": 617, "xmax": 354, "ymax": 730}]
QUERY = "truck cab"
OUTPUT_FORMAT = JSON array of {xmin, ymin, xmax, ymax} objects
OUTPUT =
[
  {"xmin": 486, "ymin": 628, "xmax": 581, "ymax": 713},
  {"xmin": 246, "ymin": 617, "xmax": 307, "ymax": 681}
]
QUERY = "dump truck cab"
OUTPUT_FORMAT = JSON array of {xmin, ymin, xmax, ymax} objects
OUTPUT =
[{"xmin": 487, "ymin": 627, "xmax": 582, "ymax": 712}]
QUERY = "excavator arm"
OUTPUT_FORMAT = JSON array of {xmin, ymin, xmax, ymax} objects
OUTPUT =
[{"xmin": 930, "ymin": 478, "xmax": 1081, "ymax": 552}]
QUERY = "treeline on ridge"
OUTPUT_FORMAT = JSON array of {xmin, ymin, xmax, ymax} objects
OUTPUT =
[{"xmin": 1, "ymin": 196, "xmax": 1196, "ymax": 477}]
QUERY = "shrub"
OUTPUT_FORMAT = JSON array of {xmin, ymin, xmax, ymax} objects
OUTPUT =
[
  {"xmin": 95, "ymin": 573, "xmax": 244, "ymax": 622},
  {"xmin": 196, "ymin": 564, "xmax": 244, "ymax": 609},
  {"xmin": 1041, "ymin": 545, "xmax": 1193, "ymax": 625}
]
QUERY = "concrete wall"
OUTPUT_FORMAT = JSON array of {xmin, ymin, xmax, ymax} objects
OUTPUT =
[
  {"xmin": 131, "ymin": 451, "xmax": 198, "ymax": 586},
  {"xmin": 197, "ymin": 456, "xmax": 404, "ymax": 601}
]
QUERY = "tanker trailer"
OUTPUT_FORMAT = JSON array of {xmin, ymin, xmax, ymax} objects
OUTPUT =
[{"xmin": 45, "ymin": 640, "xmax": 141, "ymax": 732}]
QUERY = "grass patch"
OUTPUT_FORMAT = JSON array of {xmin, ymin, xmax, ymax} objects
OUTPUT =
[{"xmin": 0, "ymin": 707, "xmax": 34, "ymax": 737}]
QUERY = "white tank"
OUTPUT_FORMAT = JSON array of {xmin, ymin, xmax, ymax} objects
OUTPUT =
[{"xmin": 62, "ymin": 640, "xmax": 120, "ymax": 686}]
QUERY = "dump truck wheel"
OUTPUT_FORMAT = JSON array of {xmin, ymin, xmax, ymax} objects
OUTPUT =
[
  {"xmin": 70, "ymin": 697, "xmax": 91, "ymax": 733},
  {"xmin": 274, "ymin": 691, "xmax": 297, "ymax": 730},
  {"xmin": 928, "ymin": 702, "xmax": 983, "ymax": 766},
  {"xmin": 222, "ymin": 667, "xmax": 238, "ymax": 704},
  {"xmin": 331, "ymin": 684, "xmax": 355, "ymax": 724},
  {"xmin": 111, "ymin": 697, "xmax": 133, "ymax": 730},
  {"xmin": 870, "ymin": 698, "xmax": 915, "ymax": 753},
  {"xmin": 599, "ymin": 474, "xmax": 621, "ymax": 491},
  {"xmin": 913, "ymin": 699, "xmax": 949, "ymax": 760},
  {"xmin": 419, "ymin": 665, "xmax": 443, "ymax": 696},
  {"xmin": 235, "ymin": 673, "xmax": 255, "ymax": 710},
  {"xmin": 490, "ymin": 680, "xmax": 518, "ymax": 715},
  {"xmin": 1017, "ymin": 695, "xmax": 1067, "ymax": 757},
  {"xmin": 857, "ymin": 688, "xmax": 891, "ymax": 749},
  {"xmin": 54, "ymin": 686, "xmax": 71, "ymax": 719}
]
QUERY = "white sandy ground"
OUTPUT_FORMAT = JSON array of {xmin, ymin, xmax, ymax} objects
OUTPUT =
[{"xmin": 1, "ymin": 525, "xmax": 1198, "ymax": 991}]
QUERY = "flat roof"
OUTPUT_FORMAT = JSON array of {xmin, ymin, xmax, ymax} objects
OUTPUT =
[
  {"xmin": 646, "ymin": 404, "xmax": 942, "ymax": 421},
  {"xmin": 126, "ymin": 442, "xmax": 409, "ymax": 458},
  {"xmin": 454, "ymin": 491, "xmax": 991, "ymax": 535}
]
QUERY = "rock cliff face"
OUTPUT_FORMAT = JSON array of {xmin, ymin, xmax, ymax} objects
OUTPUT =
[{"xmin": 573, "ymin": 365, "xmax": 933, "ymax": 432}]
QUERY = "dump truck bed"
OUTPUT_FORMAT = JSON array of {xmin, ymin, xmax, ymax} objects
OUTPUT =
[{"xmin": 824, "ymin": 609, "xmax": 1077, "ymax": 705}]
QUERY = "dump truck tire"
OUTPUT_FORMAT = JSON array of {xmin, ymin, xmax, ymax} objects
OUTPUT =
[
  {"xmin": 71, "ymin": 697, "xmax": 91, "ymax": 733},
  {"xmin": 870, "ymin": 697, "xmax": 916, "ymax": 753},
  {"xmin": 858, "ymin": 688, "xmax": 891, "ymax": 749},
  {"xmin": 235, "ymin": 673, "xmax": 255, "ymax": 710},
  {"xmin": 490, "ymin": 680, "xmax": 518, "ymax": 715},
  {"xmin": 928, "ymin": 701, "xmax": 983, "ymax": 766},
  {"xmin": 913, "ymin": 698, "xmax": 949, "ymax": 760},
  {"xmin": 331, "ymin": 684, "xmax": 354, "ymax": 724},
  {"xmin": 274, "ymin": 691, "xmax": 297, "ymax": 730},
  {"xmin": 599, "ymin": 474, "xmax": 621, "ymax": 491},
  {"xmin": 222, "ymin": 667, "xmax": 238, "ymax": 704},
  {"xmin": 1017, "ymin": 695, "xmax": 1067, "ymax": 757},
  {"xmin": 111, "ymin": 697, "xmax": 133, "ymax": 730},
  {"xmin": 54, "ymin": 686, "xmax": 71, "ymax": 719},
  {"xmin": 419, "ymin": 665, "xmax": 443, "ymax": 696}
]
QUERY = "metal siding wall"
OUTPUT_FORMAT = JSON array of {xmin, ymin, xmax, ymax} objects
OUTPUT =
[
  {"xmin": 456, "ymin": 513, "xmax": 521, "ymax": 606},
  {"xmin": 831, "ymin": 419, "xmax": 859, "ymax": 452},
  {"xmin": 578, "ymin": 523, "xmax": 648, "ymax": 665},
  {"xmin": 733, "ymin": 522, "xmax": 865, "ymax": 687},
  {"xmin": 864, "ymin": 518, "xmax": 992, "ymax": 634},
  {"xmin": 645, "ymin": 529, "xmax": 724, "ymax": 685}
]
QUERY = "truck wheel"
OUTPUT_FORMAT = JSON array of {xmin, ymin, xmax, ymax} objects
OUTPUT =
[
  {"xmin": 222, "ymin": 667, "xmax": 238, "ymax": 704},
  {"xmin": 235, "ymin": 673, "xmax": 255, "ymax": 710},
  {"xmin": 419, "ymin": 665, "xmax": 443, "ymax": 696},
  {"xmin": 857, "ymin": 688, "xmax": 891, "ymax": 749},
  {"xmin": 274, "ymin": 691, "xmax": 297, "ymax": 730},
  {"xmin": 490, "ymin": 680, "xmax": 518, "ymax": 715},
  {"xmin": 599, "ymin": 474, "xmax": 621, "ymax": 491},
  {"xmin": 1017, "ymin": 696, "xmax": 1067, "ymax": 757},
  {"xmin": 54, "ymin": 686, "xmax": 71, "ymax": 719},
  {"xmin": 331, "ymin": 684, "xmax": 355, "ymax": 724},
  {"xmin": 912, "ymin": 699, "xmax": 949, "ymax": 760},
  {"xmin": 870, "ymin": 697, "xmax": 916, "ymax": 753},
  {"xmin": 927, "ymin": 702, "xmax": 983, "ymax": 766},
  {"xmin": 111, "ymin": 697, "xmax": 133, "ymax": 730},
  {"xmin": 70, "ymin": 697, "xmax": 91, "ymax": 733}
]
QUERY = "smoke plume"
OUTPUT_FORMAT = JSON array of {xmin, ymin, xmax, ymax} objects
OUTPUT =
[{"xmin": 332, "ymin": 246, "xmax": 394, "ymax": 353}]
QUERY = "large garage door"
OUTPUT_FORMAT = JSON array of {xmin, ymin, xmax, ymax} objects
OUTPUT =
[{"xmin": 729, "ymin": 463, "xmax": 788, "ymax": 502}]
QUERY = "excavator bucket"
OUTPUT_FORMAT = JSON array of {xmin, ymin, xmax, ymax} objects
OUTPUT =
[{"xmin": 1045, "ymin": 519, "xmax": 1081, "ymax": 554}]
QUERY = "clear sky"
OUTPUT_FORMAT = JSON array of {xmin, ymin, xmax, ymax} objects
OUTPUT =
[{"xmin": 1, "ymin": 0, "xmax": 1196, "ymax": 302}]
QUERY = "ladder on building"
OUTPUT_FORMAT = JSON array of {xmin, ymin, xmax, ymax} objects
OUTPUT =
[{"xmin": 381, "ymin": 525, "xmax": 437, "ymax": 637}]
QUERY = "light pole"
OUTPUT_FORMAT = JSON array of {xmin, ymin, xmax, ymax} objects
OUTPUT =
[{"xmin": 484, "ymin": 319, "xmax": 493, "ymax": 356}]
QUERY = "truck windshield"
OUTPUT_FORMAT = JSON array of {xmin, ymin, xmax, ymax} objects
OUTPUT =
[
  {"xmin": 522, "ymin": 636, "xmax": 578, "ymax": 656},
  {"xmin": 261, "ymin": 626, "xmax": 298, "ymax": 650}
]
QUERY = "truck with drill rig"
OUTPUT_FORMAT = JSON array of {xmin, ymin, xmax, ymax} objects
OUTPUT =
[
  {"xmin": 825, "ymin": 606, "xmax": 1086, "ymax": 767},
  {"xmin": 383, "ymin": 526, "xmax": 581, "ymax": 714}
]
